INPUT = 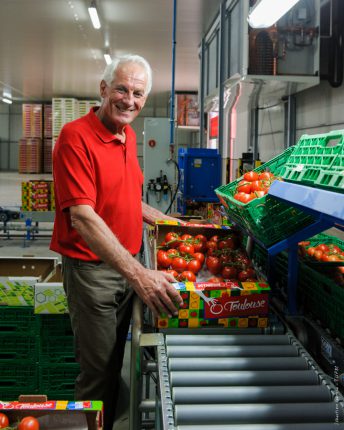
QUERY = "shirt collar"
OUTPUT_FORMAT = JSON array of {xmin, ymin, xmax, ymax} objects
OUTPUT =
[{"xmin": 88, "ymin": 106, "xmax": 127, "ymax": 144}]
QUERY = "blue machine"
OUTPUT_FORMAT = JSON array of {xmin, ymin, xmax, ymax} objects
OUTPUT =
[{"xmin": 177, "ymin": 148, "xmax": 221, "ymax": 214}]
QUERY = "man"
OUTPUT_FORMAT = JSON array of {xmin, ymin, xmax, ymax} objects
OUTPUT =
[{"xmin": 50, "ymin": 54, "xmax": 183, "ymax": 430}]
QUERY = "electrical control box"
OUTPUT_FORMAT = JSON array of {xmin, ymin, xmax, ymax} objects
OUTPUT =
[{"xmin": 177, "ymin": 148, "xmax": 221, "ymax": 214}]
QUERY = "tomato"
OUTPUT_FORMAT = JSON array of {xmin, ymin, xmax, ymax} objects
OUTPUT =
[
  {"xmin": 166, "ymin": 248, "xmax": 179, "ymax": 259},
  {"xmin": 206, "ymin": 256, "xmax": 222, "ymax": 275},
  {"xmin": 193, "ymin": 238, "xmax": 207, "ymax": 252},
  {"xmin": 221, "ymin": 266, "xmax": 238, "ymax": 279},
  {"xmin": 162, "ymin": 269, "xmax": 179, "ymax": 278},
  {"xmin": 178, "ymin": 271, "xmax": 196, "ymax": 282},
  {"xmin": 181, "ymin": 234, "xmax": 193, "ymax": 241},
  {"xmin": 235, "ymin": 192, "xmax": 255, "ymax": 203},
  {"xmin": 206, "ymin": 240, "xmax": 218, "ymax": 253},
  {"xmin": 179, "ymin": 243, "xmax": 195, "ymax": 255},
  {"xmin": 218, "ymin": 237, "xmax": 237, "ymax": 250},
  {"xmin": 165, "ymin": 232, "xmax": 181, "ymax": 248},
  {"xmin": 195, "ymin": 234, "xmax": 207, "ymax": 243},
  {"xmin": 237, "ymin": 180, "xmax": 252, "ymax": 194},
  {"xmin": 316, "ymin": 243, "xmax": 330, "ymax": 253},
  {"xmin": 313, "ymin": 250, "xmax": 323, "ymax": 261},
  {"xmin": 298, "ymin": 241, "xmax": 310, "ymax": 247},
  {"xmin": 156, "ymin": 250, "xmax": 172, "ymax": 268},
  {"xmin": 207, "ymin": 276, "xmax": 224, "ymax": 283},
  {"xmin": 307, "ymin": 247, "xmax": 316, "ymax": 257},
  {"xmin": 187, "ymin": 259, "xmax": 202, "ymax": 274},
  {"xmin": 322, "ymin": 254, "xmax": 340, "ymax": 262},
  {"xmin": 243, "ymin": 171, "xmax": 259, "ymax": 182},
  {"xmin": 193, "ymin": 252, "xmax": 205, "ymax": 265},
  {"xmin": 0, "ymin": 413, "xmax": 9, "ymax": 428},
  {"xmin": 329, "ymin": 245, "xmax": 342, "ymax": 254},
  {"xmin": 251, "ymin": 180, "xmax": 266, "ymax": 192},
  {"xmin": 258, "ymin": 171, "xmax": 274, "ymax": 181},
  {"xmin": 210, "ymin": 235, "xmax": 219, "ymax": 242},
  {"xmin": 171, "ymin": 257, "xmax": 188, "ymax": 273},
  {"xmin": 18, "ymin": 416, "xmax": 40, "ymax": 430},
  {"xmin": 238, "ymin": 268, "xmax": 256, "ymax": 281},
  {"xmin": 219, "ymin": 254, "xmax": 232, "ymax": 265}
]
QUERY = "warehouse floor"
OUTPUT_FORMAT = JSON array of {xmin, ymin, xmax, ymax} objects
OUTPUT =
[{"xmin": 0, "ymin": 172, "xmax": 131, "ymax": 430}]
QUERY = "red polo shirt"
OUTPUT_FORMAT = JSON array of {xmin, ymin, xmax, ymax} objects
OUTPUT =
[{"xmin": 50, "ymin": 107, "xmax": 143, "ymax": 260}]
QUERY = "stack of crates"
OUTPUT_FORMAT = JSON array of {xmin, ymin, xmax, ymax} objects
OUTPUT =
[
  {"xmin": 52, "ymin": 98, "xmax": 79, "ymax": 147},
  {"xmin": 78, "ymin": 99, "xmax": 100, "ymax": 118},
  {"xmin": 21, "ymin": 180, "xmax": 55, "ymax": 212},
  {"xmin": 43, "ymin": 104, "xmax": 53, "ymax": 173},
  {"xmin": 0, "ymin": 307, "xmax": 40, "ymax": 400},
  {"xmin": 38, "ymin": 314, "xmax": 79, "ymax": 400},
  {"xmin": 19, "ymin": 104, "xmax": 43, "ymax": 173}
]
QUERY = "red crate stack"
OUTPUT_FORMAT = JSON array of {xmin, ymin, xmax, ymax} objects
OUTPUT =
[
  {"xmin": 44, "ymin": 104, "xmax": 52, "ymax": 138},
  {"xmin": 43, "ymin": 138, "xmax": 53, "ymax": 173}
]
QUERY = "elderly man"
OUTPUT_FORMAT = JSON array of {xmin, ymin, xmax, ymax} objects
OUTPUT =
[{"xmin": 50, "ymin": 54, "xmax": 183, "ymax": 430}]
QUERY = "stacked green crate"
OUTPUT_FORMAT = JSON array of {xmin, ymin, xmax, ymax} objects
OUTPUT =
[
  {"xmin": 39, "ymin": 314, "xmax": 79, "ymax": 400},
  {"xmin": 0, "ymin": 307, "xmax": 40, "ymax": 400},
  {"xmin": 251, "ymin": 233, "xmax": 344, "ymax": 342}
]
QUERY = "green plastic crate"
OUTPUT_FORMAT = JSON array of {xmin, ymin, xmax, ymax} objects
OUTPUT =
[
  {"xmin": 305, "ymin": 232, "xmax": 344, "ymax": 251},
  {"xmin": 0, "ymin": 388, "xmax": 38, "ymax": 401},
  {"xmin": 43, "ymin": 391, "xmax": 75, "ymax": 401},
  {"xmin": 0, "ymin": 361, "xmax": 38, "ymax": 392},
  {"xmin": 216, "ymin": 148, "xmax": 315, "ymax": 246},
  {"xmin": 39, "ymin": 314, "xmax": 73, "ymax": 337},
  {"xmin": 279, "ymin": 130, "xmax": 344, "ymax": 192},
  {"xmin": 299, "ymin": 263, "xmax": 344, "ymax": 341},
  {"xmin": 0, "ymin": 306, "xmax": 40, "ymax": 335},
  {"xmin": 40, "ymin": 336, "xmax": 76, "ymax": 364},
  {"xmin": 39, "ymin": 363, "xmax": 80, "ymax": 394},
  {"xmin": 0, "ymin": 334, "xmax": 39, "ymax": 361}
]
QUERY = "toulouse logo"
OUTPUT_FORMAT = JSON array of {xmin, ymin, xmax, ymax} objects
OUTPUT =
[{"xmin": 204, "ymin": 293, "xmax": 269, "ymax": 318}]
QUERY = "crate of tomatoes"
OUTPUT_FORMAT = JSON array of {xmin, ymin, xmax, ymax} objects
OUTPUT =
[
  {"xmin": 152, "ymin": 221, "xmax": 270, "ymax": 329},
  {"xmin": 215, "ymin": 147, "xmax": 315, "ymax": 246}
]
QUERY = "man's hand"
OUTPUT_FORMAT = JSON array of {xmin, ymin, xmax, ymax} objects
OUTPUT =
[{"xmin": 131, "ymin": 268, "xmax": 183, "ymax": 318}]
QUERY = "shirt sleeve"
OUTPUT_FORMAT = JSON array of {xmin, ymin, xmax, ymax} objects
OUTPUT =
[{"xmin": 53, "ymin": 124, "xmax": 96, "ymax": 211}]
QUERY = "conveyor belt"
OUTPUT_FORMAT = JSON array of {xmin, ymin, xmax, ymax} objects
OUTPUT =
[{"xmin": 157, "ymin": 333, "xmax": 344, "ymax": 429}]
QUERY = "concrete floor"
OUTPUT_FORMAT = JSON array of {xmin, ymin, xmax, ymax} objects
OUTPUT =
[{"xmin": 0, "ymin": 172, "xmax": 131, "ymax": 430}]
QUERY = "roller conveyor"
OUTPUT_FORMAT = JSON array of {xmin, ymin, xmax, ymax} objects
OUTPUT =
[{"xmin": 157, "ymin": 332, "xmax": 344, "ymax": 429}]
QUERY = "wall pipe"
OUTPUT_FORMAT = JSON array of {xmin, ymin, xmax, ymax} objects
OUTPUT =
[
  {"xmin": 218, "ymin": 0, "xmax": 226, "ymax": 158},
  {"xmin": 169, "ymin": 0, "xmax": 177, "ymax": 149}
]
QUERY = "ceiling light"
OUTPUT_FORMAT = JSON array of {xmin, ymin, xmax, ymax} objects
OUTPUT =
[
  {"xmin": 2, "ymin": 97, "xmax": 12, "ymax": 104},
  {"xmin": 248, "ymin": 0, "xmax": 300, "ymax": 28},
  {"xmin": 88, "ymin": 1, "xmax": 101, "ymax": 29},
  {"xmin": 104, "ymin": 53, "xmax": 112, "ymax": 65}
]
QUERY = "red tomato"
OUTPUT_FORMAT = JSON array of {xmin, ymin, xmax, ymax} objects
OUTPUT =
[
  {"xmin": 315, "ymin": 243, "xmax": 330, "ymax": 253},
  {"xmin": 219, "ymin": 254, "xmax": 232, "ymax": 266},
  {"xmin": 179, "ymin": 243, "xmax": 195, "ymax": 255},
  {"xmin": 156, "ymin": 250, "xmax": 172, "ymax": 268},
  {"xmin": 18, "ymin": 416, "xmax": 40, "ymax": 430},
  {"xmin": 207, "ymin": 276, "xmax": 224, "ymax": 283},
  {"xmin": 164, "ymin": 232, "xmax": 181, "ymax": 248},
  {"xmin": 206, "ymin": 256, "xmax": 222, "ymax": 275},
  {"xmin": 243, "ymin": 171, "xmax": 259, "ymax": 182},
  {"xmin": 178, "ymin": 271, "xmax": 196, "ymax": 282},
  {"xmin": 171, "ymin": 257, "xmax": 188, "ymax": 273},
  {"xmin": 258, "ymin": 171, "xmax": 274, "ymax": 181},
  {"xmin": 254, "ymin": 190, "xmax": 267, "ymax": 198},
  {"xmin": 0, "ymin": 413, "xmax": 9, "ymax": 429},
  {"xmin": 210, "ymin": 235, "xmax": 219, "ymax": 242},
  {"xmin": 218, "ymin": 237, "xmax": 237, "ymax": 250},
  {"xmin": 329, "ymin": 245, "xmax": 342, "ymax": 254},
  {"xmin": 193, "ymin": 238, "xmax": 207, "ymax": 253},
  {"xmin": 193, "ymin": 252, "xmax": 205, "ymax": 265},
  {"xmin": 221, "ymin": 266, "xmax": 238, "ymax": 279},
  {"xmin": 161, "ymin": 269, "xmax": 179, "ymax": 278},
  {"xmin": 250, "ymin": 180, "xmax": 266, "ymax": 192},
  {"xmin": 166, "ymin": 248, "xmax": 179, "ymax": 259},
  {"xmin": 307, "ymin": 247, "xmax": 316, "ymax": 257},
  {"xmin": 237, "ymin": 180, "xmax": 252, "ymax": 194},
  {"xmin": 181, "ymin": 234, "xmax": 193, "ymax": 241},
  {"xmin": 234, "ymin": 192, "xmax": 247, "ymax": 202},
  {"xmin": 187, "ymin": 259, "xmax": 202, "ymax": 274},
  {"xmin": 195, "ymin": 234, "xmax": 207, "ymax": 243},
  {"xmin": 238, "ymin": 268, "xmax": 256, "ymax": 282},
  {"xmin": 313, "ymin": 250, "xmax": 323, "ymax": 261},
  {"xmin": 206, "ymin": 240, "xmax": 218, "ymax": 253},
  {"xmin": 240, "ymin": 193, "xmax": 255, "ymax": 203}
]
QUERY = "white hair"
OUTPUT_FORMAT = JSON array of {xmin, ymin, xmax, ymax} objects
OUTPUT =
[{"xmin": 102, "ymin": 54, "xmax": 153, "ymax": 95}]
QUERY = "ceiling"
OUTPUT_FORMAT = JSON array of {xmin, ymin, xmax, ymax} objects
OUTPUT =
[{"xmin": 0, "ymin": 0, "xmax": 220, "ymax": 107}]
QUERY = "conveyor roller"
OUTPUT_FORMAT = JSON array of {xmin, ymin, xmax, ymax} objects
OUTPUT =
[{"xmin": 157, "ymin": 333, "xmax": 344, "ymax": 429}]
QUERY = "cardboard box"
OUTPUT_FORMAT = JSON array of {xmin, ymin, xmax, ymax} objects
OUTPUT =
[
  {"xmin": 151, "ymin": 221, "xmax": 270, "ymax": 328},
  {"xmin": 0, "ymin": 395, "xmax": 103, "ymax": 430},
  {"xmin": 34, "ymin": 282, "xmax": 68, "ymax": 314},
  {"xmin": 0, "ymin": 258, "xmax": 57, "ymax": 306},
  {"xmin": 0, "ymin": 276, "xmax": 40, "ymax": 306},
  {"xmin": 157, "ymin": 280, "xmax": 270, "ymax": 329}
]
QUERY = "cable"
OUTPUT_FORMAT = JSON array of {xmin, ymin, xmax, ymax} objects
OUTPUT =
[{"xmin": 165, "ymin": 158, "xmax": 181, "ymax": 214}]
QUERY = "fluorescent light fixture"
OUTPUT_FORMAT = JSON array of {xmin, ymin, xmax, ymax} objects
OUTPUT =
[
  {"xmin": 2, "ymin": 97, "xmax": 12, "ymax": 104},
  {"xmin": 104, "ymin": 53, "xmax": 112, "ymax": 65},
  {"xmin": 248, "ymin": 0, "xmax": 300, "ymax": 28},
  {"xmin": 88, "ymin": 1, "xmax": 101, "ymax": 29}
]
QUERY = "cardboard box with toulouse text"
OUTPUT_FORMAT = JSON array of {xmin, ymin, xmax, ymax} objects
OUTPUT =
[
  {"xmin": 156, "ymin": 280, "xmax": 270, "ymax": 329},
  {"xmin": 0, "ymin": 396, "xmax": 103, "ymax": 430},
  {"xmin": 149, "ymin": 221, "xmax": 270, "ymax": 328}
]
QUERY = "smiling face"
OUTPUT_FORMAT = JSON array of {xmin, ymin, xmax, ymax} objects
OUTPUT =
[{"xmin": 98, "ymin": 62, "xmax": 148, "ymax": 133}]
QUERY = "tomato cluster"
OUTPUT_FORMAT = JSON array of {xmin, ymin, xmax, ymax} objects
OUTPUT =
[
  {"xmin": 298, "ymin": 240, "xmax": 344, "ymax": 286},
  {"xmin": 0, "ymin": 413, "xmax": 39, "ymax": 430},
  {"xmin": 157, "ymin": 230, "xmax": 257, "ymax": 283},
  {"xmin": 233, "ymin": 170, "xmax": 280, "ymax": 203}
]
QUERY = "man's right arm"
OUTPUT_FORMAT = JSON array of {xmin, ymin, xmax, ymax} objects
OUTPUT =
[{"xmin": 69, "ymin": 204, "xmax": 183, "ymax": 317}]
